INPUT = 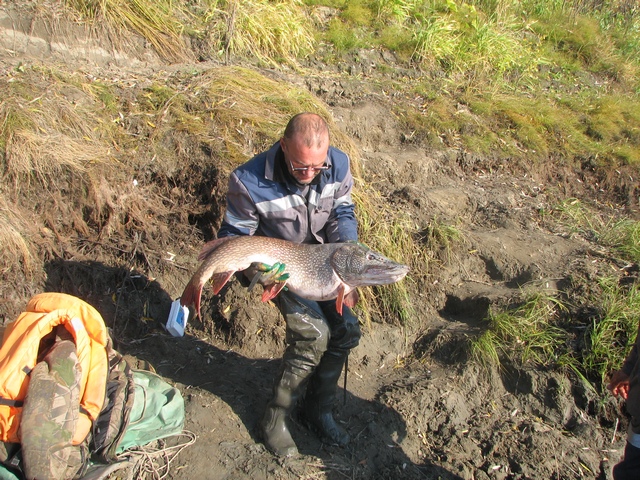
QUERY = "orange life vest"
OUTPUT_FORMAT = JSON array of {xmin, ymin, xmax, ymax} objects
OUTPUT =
[{"xmin": 0, "ymin": 292, "xmax": 109, "ymax": 445}]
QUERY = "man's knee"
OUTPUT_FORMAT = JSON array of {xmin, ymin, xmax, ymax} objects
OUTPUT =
[
  {"xmin": 286, "ymin": 313, "xmax": 331, "ymax": 351},
  {"xmin": 277, "ymin": 292, "xmax": 331, "ymax": 363},
  {"xmin": 327, "ymin": 307, "xmax": 361, "ymax": 351}
]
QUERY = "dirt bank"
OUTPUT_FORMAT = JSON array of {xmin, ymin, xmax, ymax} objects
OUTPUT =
[{"xmin": 0, "ymin": 8, "xmax": 634, "ymax": 480}]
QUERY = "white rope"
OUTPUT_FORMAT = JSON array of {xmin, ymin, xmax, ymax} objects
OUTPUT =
[{"xmin": 115, "ymin": 430, "xmax": 197, "ymax": 480}]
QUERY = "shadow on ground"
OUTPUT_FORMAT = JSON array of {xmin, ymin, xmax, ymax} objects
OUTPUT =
[{"xmin": 40, "ymin": 259, "xmax": 462, "ymax": 480}]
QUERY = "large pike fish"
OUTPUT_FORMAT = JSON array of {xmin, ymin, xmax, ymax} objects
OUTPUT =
[{"xmin": 180, "ymin": 236, "xmax": 409, "ymax": 319}]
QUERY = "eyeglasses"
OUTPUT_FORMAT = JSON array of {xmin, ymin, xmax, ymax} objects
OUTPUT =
[{"xmin": 288, "ymin": 158, "xmax": 330, "ymax": 174}]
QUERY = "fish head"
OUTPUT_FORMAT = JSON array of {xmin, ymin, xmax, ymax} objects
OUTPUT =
[{"xmin": 331, "ymin": 243, "xmax": 410, "ymax": 287}]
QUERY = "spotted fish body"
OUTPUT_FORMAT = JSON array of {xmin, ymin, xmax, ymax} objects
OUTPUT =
[{"xmin": 180, "ymin": 236, "xmax": 410, "ymax": 319}]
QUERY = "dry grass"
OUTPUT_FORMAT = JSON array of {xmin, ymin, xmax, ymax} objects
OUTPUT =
[
  {"xmin": 205, "ymin": 0, "xmax": 315, "ymax": 66},
  {"xmin": 354, "ymin": 181, "xmax": 422, "ymax": 326},
  {"xmin": 0, "ymin": 69, "xmax": 115, "ymax": 182},
  {"xmin": 5, "ymin": 129, "xmax": 106, "ymax": 181},
  {"xmin": 186, "ymin": 67, "xmax": 358, "ymax": 168},
  {"xmin": 65, "ymin": 0, "xmax": 192, "ymax": 62},
  {"xmin": 0, "ymin": 194, "xmax": 34, "ymax": 276}
]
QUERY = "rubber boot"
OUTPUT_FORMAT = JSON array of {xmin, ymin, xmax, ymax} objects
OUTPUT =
[
  {"xmin": 260, "ymin": 369, "xmax": 307, "ymax": 457},
  {"xmin": 303, "ymin": 350, "xmax": 350, "ymax": 446}
]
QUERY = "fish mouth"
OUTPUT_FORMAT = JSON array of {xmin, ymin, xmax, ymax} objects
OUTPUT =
[{"xmin": 345, "ymin": 264, "xmax": 410, "ymax": 286}]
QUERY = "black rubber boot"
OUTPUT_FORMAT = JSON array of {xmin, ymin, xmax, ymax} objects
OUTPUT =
[
  {"xmin": 260, "ymin": 368, "xmax": 308, "ymax": 457},
  {"xmin": 303, "ymin": 350, "xmax": 350, "ymax": 446}
]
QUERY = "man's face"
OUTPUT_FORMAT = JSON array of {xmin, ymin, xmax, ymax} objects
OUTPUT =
[{"xmin": 280, "ymin": 136, "xmax": 329, "ymax": 185}]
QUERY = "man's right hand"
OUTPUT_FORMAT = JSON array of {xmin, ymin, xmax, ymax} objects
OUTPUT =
[{"xmin": 607, "ymin": 369, "xmax": 630, "ymax": 400}]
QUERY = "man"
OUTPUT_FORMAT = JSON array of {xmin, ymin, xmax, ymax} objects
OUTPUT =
[
  {"xmin": 608, "ymin": 329, "xmax": 640, "ymax": 480},
  {"xmin": 217, "ymin": 112, "xmax": 361, "ymax": 457}
]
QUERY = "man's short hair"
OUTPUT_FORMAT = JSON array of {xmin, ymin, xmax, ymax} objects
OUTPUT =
[{"xmin": 283, "ymin": 113, "xmax": 329, "ymax": 149}]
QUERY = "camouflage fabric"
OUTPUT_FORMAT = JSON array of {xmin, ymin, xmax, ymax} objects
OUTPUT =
[{"xmin": 19, "ymin": 332, "xmax": 87, "ymax": 480}]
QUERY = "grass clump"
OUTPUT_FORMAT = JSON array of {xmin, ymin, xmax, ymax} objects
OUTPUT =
[
  {"xmin": 205, "ymin": 0, "xmax": 316, "ymax": 66},
  {"xmin": 471, "ymin": 293, "xmax": 570, "ymax": 368},
  {"xmin": 354, "ymin": 182, "xmax": 422, "ymax": 326},
  {"xmin": 602, "ymin": 220, "xmax": 640, "ymax": 262},
  {"xmin": 581, "ymin": 277, "xmax": 640, "ymax": 386},
  {"xmin": 0, "ymin": 194, "xmax": 34, "ymax": 276},
  {"xmin": 312, "ymin": 0, "xmax": 542, "ymax": 82},
  {"xmin": 65, "ymin": 0, "xmax": 190, "ymax": 62},
  {"xmin": 422, "ymin": 217, "xmax": 464, "ymax": 263},
  {"xmin": 471, "ymin": 276, "xmax": 640, "ymax": 391},
  {"xmin": 551, "ymin": 198, "xmax": 640, "ymax": 262},
  {"xmin": 0, "ymin": 67, "xmax": 116, "ymax": 188},
  {"xmin": 397, "ymin": 88, "xmax": 640, "ymax": 166}
]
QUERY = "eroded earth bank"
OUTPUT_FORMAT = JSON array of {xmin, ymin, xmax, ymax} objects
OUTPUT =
[{"xmin": 1, "ymin": 7, "xmax": 638, "ymax": 480}]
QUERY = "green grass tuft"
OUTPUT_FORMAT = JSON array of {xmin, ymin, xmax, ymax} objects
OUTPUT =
[
  {"xmin": 552, "ymin": 198, "xmax": 640, "ymax": 262},
  {"xmin": 471, "ymin": 293, "xmax": 569, "ymax": 368},
  {"xmin": 581, "ymin": 278, "xmax": 640, "ymax": 386}
]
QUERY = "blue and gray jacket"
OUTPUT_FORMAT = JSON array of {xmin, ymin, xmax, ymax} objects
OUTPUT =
[{"xmin": 217, "ymin": 141, "xmax": 358, "ymax": 244}]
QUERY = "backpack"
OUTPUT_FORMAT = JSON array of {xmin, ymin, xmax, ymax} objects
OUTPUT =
[{"xmin": 0, "ymin": 293, "xmax": 184, "ymax": 480}]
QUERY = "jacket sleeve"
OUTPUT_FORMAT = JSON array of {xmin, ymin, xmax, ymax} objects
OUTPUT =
[
  {"xmin": 217, "ymin": 171, "xmax": 258, "ymax": 238},
  {"xmin": 324, "ymin": 160, "xmax": 358, "ymax": 244}
]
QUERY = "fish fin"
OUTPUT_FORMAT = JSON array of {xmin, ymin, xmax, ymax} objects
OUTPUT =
[
  {"xmin": 344, "ymin": 288, "xmax": 360, "ymax": 308},
  {"xmin": 336, "ymin": 286, "xmax": 359, "ymax": 315},
  {"xmin": 180, "ymin": 278, "xmax": 204, "ymax": 320},
  {"xmin": 261, "ymin": 282, "xmax": 288, "ymax": 303},
  {"xmin": 336, "ymin": 286, "xmax": 345, "ymax": 315},
  {"xmin": 211, "ymin": 271, "xmax": 235, "ymax": 295},
  {"xmin": 197, "ymin": 237, "xmax": 236, "ymax": 261}
]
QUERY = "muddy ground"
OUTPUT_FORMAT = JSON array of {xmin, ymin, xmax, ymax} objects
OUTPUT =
[{"xmin": 1, "ymin": 6, "xmax": 638, "ymax": 480}]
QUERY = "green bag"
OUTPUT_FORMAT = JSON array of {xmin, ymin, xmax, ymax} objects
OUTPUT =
[{"xmin": 116, "ymin": 370, "xmax": 185, "ymax": 454}]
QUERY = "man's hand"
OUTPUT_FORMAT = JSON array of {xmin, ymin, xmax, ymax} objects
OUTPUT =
[
  {"xmin": 607, "ymin": 369, "xmax": 630, "ymax": 400},
  {"xmin": 247, "ymin": 262, "xmax": 290, "ymax": 291}
]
